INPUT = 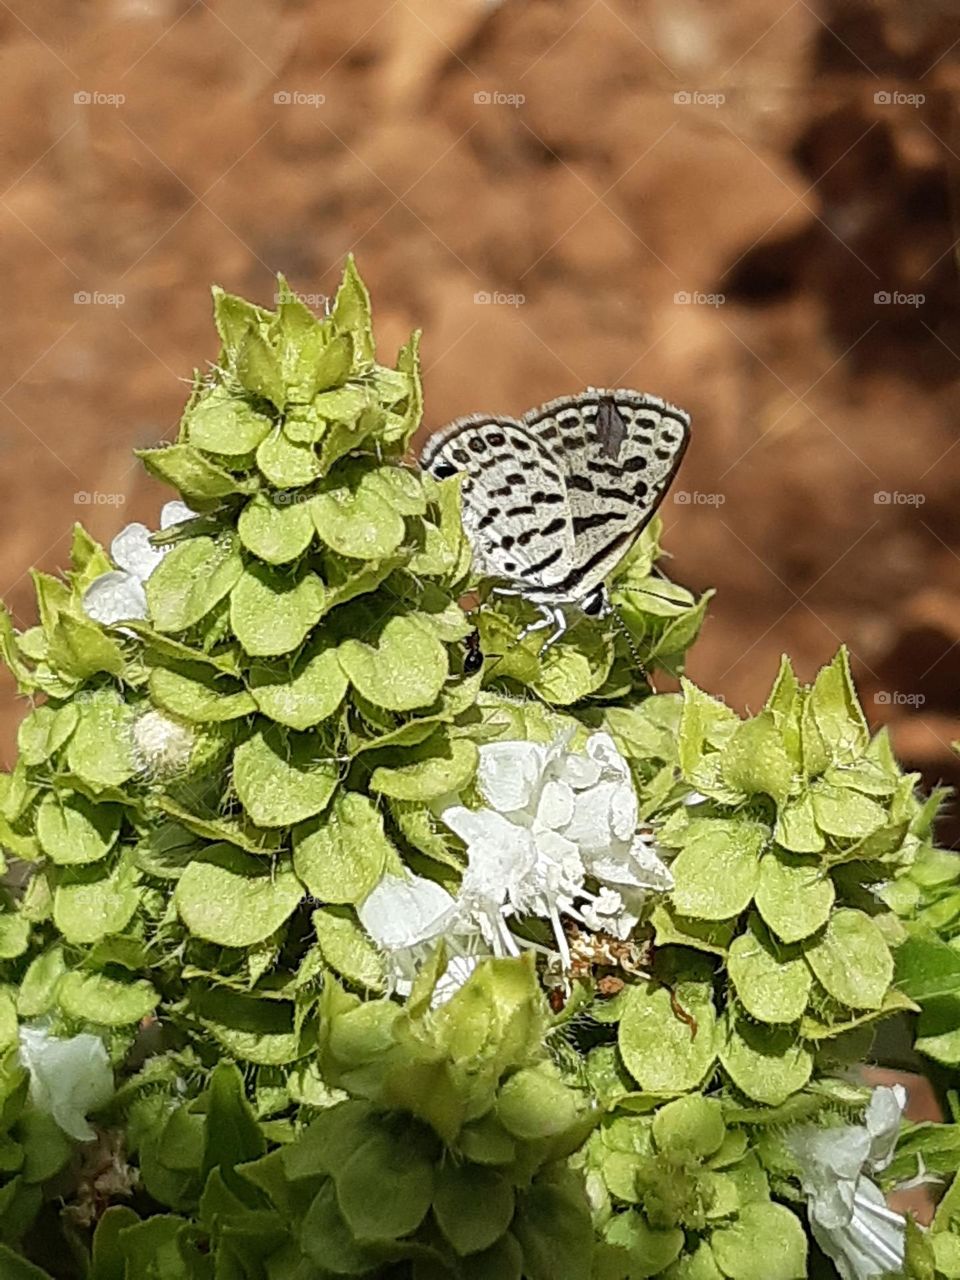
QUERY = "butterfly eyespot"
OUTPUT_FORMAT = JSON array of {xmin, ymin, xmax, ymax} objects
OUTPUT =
[{"xmin": 433, "ymin": 461, "xmax": 458, "ymax": 479}]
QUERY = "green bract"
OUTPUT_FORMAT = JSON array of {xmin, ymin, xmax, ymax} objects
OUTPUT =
[{"xmin": 0, "ymin": 259, "xmax": 956, "ymax": 1277}]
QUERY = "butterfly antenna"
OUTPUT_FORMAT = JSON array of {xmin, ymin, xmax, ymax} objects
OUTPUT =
[{"xmin": 609, "ymin": 603, "xmax": 656, "ymax": 692}]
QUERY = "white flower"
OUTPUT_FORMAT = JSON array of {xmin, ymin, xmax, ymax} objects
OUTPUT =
[
  {"xmin": 18, "ymin": 1027, "xmax": 114, "ymax": 1142},
  {"xmin": 358, "ymin": 872, "xmax": 485, "ymax": 1001},
  {"xmin": 82, "ymin": 500, "xmax": 196, "ymax": 626},
  {"xmin": 788, "ymin": 1085, "xmax": 907, "ymax": 1280},
  {"xmin": 441, "ymin": 732, "xmax": 673, "ymax": 963}
]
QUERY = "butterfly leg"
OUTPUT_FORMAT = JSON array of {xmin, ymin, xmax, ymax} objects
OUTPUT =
[{"xmin": 519, "ymin": 604, "xmax": 568, "ymax": 655}]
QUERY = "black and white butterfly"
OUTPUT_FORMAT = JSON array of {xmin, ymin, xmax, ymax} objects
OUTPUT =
[{"xmin": 420, "ymin": 388, "xmax": 690, "ymax": 649}]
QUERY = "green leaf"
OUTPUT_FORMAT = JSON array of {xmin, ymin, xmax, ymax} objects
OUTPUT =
[
  {"xmin": 58, "ymin": 970, "xmax": 158, "ymax": 1026},
  {"xmin": 49, "ymin": 611, "xmax": 126, "ymax": 680},
  {"xmin": 233, "ymin": 726, "xmax": 339, "ymax": 827},
  {"xmin": 310, "ymin": 469, "xmax": 406, "ymax": 560},
  {"xmin": 718, "ymin": 1014, "xmax": 812, "ymax": 1105},
  {"xmin": 433, "ymin": 1164, "xmax": 514, "ymax": 1256},
  {"xmin": 256, "ymin": 427, "xmax": 322, "ymax": 488},
  {"xmin": 66, "ymin": 689, "xmax": 138, "ymax": 791},
  {"xmin": 248, "ymin": 641, "xmax": 349, "ymax": 730},
  {"xmin": 774, "ymin": 792, "xmax": 825, "ymax": 854},
  {"xmin": 36, "ymin": 792, "xmax": 121, "ymax": 865},
  {"xmin": 719, "ymin": 712, "xmax": 794, "ymax": 806},
  {"xmin": 230, "ymin": 563, "xmax": 328, "ymax": 657},
  {"xmin": 677, "ymin": 681, "xmax": 739, "ymax": 779},
  {"xmin": 190, "ymin": 986, "xmax": 312, "ymax": 1066},
  {"xmin": 810, "ymin": 782, "xmax": 886, "ymax": 839},
  {"xmin": 651, "ymin": 1095, "xmax": 725, "ymax": 1159},
  {"xmin": 238, "ymin": 493, "xmax": 316, "ymax": 565},
  {"xmin": 137, "ymin": 443, "xmax": 249, "ymax": 502},
  {"xmin": 728, "ymin": 916, "xmax": 811, "ymax": 1023},
  {"xmin": 669, "ymin": 820, "xmax": 766, "ymax": 921},
  {"xmin": 618, "ymin": 981, "xmax": 717, "ymax": 1093},
  {"xmin": 2, "ymin": 898, "xmax": 37, "ymax": 955},
  {"xmin": 601, "ymin": 1210, "xmax": 684, "ymax": 1278},
  {"xmin": 300, "ymin": 1181, "xmax": 379, "ymax": 1275},
  {"xmin": 91, "ymin": 1205, "xmax": 141, "ymax": 1280},
  {"xmin": 370, "ymin": 734, "xmax": 478, "ymax": 801},
  {"xmin": 754, "ymin": 850, "xmax": 834, "ymax": 943},
  {"xmin": 332, "ymin": 255, "xmax": 375, "ymax": 364},
  {"xmin": 0, "ymin": 1244, "xmax": 55, "ymax": 1279},
  {"xmin": 497, "ymin": 1066, "xmax": 582, "ymax": 1141},
  {"xmin": 149, "ymin": 664, "xmax": 256, "ymax": 723},
  {"xmin": 185, "ymin": 383, "xmax": 273, "ymax": 455},
  {"xmin": 709, "ymin": 1201, "xmax": 807, "ymax": 1279},
  {"xmin": 512, "ymin": 1179, "xmax": 595, "ymax": 1280},
  {"xmin": 203, "ymin": 1062, "xmax": 267, "ymax": 1180},
  {"xmin": 17, "ymin": 703, "xmax": 78, "ymax": 766},
  {"xmin": 176, "ymin": 844, "xmax": 303, "ymax": 945},
  {"xmin": 313, "ymin": 907, "xmax": 385, "ymax": 992},
  {"xmin": 17, "ymin": 947, "xmax": 65, "ymax": 1017},
  {"xmin": 336, "ymin": 1118, "xmax": 436, "ymax": 1241},
  {"xmin": 895, "ymin": 932, "xmax": 960, "ymax": 1002},
  {"xmin": 53, "ymin": 855, "xmax": 140, "ymax": 945},
  {"xmin": 146, "ymin": 535, "xmax": 243, "ymax": 632},
  {"xmin": 338, "ymin": 614, "xmax": 448, "ymax": 711},
  {"xmin": 803, "ymin": 647, "xmax": 868, "ymax": 772},
  {"xmin": 804, "ymin": 908, "xmax": 893, "ymax": 1009},
  {"xmin": 293, "ymin": 791, "xmax": 392, "ymax": 905}
]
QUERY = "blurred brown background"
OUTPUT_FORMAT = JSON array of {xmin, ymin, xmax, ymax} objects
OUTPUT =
[{"xmin": 1, "ymin": 0, "xmax": 959, "ymax": 833}]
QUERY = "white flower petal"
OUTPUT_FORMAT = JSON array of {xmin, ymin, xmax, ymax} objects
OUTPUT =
[
  {"xmin": 536, "ymin": 778, "xmax": 575, "ymax": 831},
  {"xmin": 358, "ymin": 873, "xmax": 457, "ymax": 951},
  {"xmin": 586, "ymin": 732, "xmax": 631, "ymax": 781},
  {"xmin": 563, "ymin": 781, "xmax": 633, "ymax": 857},
  {"xmin": 810, "ymin": 1178, "xmax": 905, "ymax": 1280},
  {"xmin": 19, "ymin": 1027, "xmax": 114, "ymax": 1143},
  {"xmin": 111, "ymin": 522, "xmax": 165, "ymax": 581},
  {"xmin": 432, "ymin": 954, "xmax": 484, "ymax": 1008},
  {"xmin": 160, "ymin": 500, "xmax": 197, "ymax": 530},
  {"xmin": 81, "ymin": 571, "xmax": 149, "ymax": 626},
  {"xmin": 865, "ymin": 1085, "xmax": 906, "ymax": 1172},
  {"xmin": 476, "ymin": 740, "xmax": 546, "ymax": 813}
]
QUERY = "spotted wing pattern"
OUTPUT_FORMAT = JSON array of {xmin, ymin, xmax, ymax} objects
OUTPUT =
[{"xmin": 420, "ymin": 388, "xmax": 690, "ymax": 604}]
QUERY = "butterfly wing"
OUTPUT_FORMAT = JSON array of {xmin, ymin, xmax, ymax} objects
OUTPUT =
[
  {"xmin": 420, "ymin": 414, "xmax": 577, "ymax": 592},
  {"xmin": 520, "ymin": 389, "xmax": 690, "ymax": 599}
]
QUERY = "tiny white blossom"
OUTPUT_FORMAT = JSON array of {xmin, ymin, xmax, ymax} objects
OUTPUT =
[
  {"xmin": 131, "ymin": 708, "xmax": 196, "ymax": 775},
  {"xmin": 358, "ymin": 872, "xmax": 485, "ymax": 999},
  {"xmin": 441, "ymin": 732, "xmax": 673, "ymax": 963},
  {"xmin": 82, "ymin": 501, "xmax": 196, "ymax": 626},
  {"xmin": 18, "ymin": 1027, "xmax": 114, "ymax": 1142},
  {"xmin": 788, "ymin": 1085, "xmax": 907, "ymax": 1280}
]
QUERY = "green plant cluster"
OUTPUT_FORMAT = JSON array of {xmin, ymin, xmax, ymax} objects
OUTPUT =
[{"xmin": 2, "ymin": 260, "xmax": 960, "ymax": 1279}]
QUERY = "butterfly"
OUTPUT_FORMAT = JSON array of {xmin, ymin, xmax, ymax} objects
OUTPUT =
[{"xmin": 420, "ymin": 388, "xmax": 690, "ymax": 650}]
